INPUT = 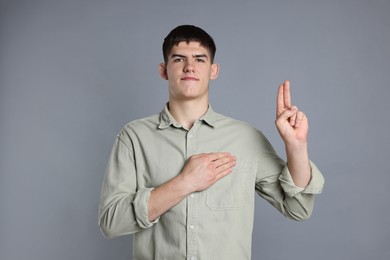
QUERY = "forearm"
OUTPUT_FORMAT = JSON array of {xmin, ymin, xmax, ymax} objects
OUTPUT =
[
  {"xmin": 148, "ymin": 152, "xmax": 235, "ymax": 221},
  {"xmin": 285, "ymin": 142, "xmax": 311, "ymax": 188},
  {"xmin": 148, "ymin": 152, "xmax": 236, "ymax": 221},
  {"xmin": 148, "ymin": 174, "xmax": 192, "ymax": 222}
]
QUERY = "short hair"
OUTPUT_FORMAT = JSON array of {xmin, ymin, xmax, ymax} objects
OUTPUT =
[{"xmin": 162, "ymin": 25, "xmax": 216, "ymax": 63}]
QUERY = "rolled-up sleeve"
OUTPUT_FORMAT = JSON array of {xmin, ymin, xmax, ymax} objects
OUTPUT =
[
  {"xmin": 98, "ymin": 135, "xmax": 158, "ymax": 239},
  {"xmin": 255, "ymin": 142, "xmax": 325, "ymax": 221},
  {"xmin": 279, "ymin": 161, "xmax": 324, "ymax": 197},
  {"xmin": 133, "ymin": 187, "xmax": 160, "ymax": 229}
]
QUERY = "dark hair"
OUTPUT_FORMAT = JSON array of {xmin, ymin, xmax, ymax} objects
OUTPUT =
[{"xmin": 162, "ymin": 25, "xmax": 216, "ymax": 63}]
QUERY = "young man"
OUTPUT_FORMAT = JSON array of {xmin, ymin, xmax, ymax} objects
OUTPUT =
[{"xmin": 99, "ymin": 25, "xmax": 324, "ymax": 259}]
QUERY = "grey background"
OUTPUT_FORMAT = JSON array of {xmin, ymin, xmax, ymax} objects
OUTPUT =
[{"xmin": 1, "ymin": 0, "xmax": 389, "ymax": 259}]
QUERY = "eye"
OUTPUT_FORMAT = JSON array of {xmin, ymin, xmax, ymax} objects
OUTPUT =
[
  {"xmin": 195, "ymin": 58, "xmax": 205, "ymax": 63},
  {"xmin": 173, "ymin": 58, "xmax": 184, "ymax": 62}
]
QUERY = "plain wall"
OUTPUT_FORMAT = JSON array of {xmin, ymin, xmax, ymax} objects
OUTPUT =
[{"xmin": 1, "ymin": 0, "xmax": 389, "ymax": 259}]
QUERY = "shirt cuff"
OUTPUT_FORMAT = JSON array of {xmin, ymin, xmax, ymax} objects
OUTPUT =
[
  {"xmin": 133, "ymin": 187, "xmax": 160, "ymax": 229},
  {"xmin": 279, "ymin": 161, "xmax": 325, "ymax": 197}
]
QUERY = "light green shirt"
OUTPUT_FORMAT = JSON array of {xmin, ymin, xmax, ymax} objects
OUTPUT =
[{"xmin": 99, "ymin": 105, "xmax": 324, "ymax": 260}]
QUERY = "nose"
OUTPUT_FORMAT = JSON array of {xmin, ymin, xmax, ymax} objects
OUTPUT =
[{"xmin": 183, "ymin": 61, "xmax": 195, "ymax": 73}]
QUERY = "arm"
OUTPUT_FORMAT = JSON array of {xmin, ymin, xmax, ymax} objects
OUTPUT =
[
  {"xmin": 254, "ymin": 132, "xmax": 324, "ymax": 221},
  {"xmin": 98, "ymin": 136, "xmax": 144, "ymax": 238},
  {"xmin": 148, "ymin": 152, "xmax": 236, "ymax": 221},
  {"xmin": 98, "ymin": 134, "xmax": 236, "ymax": 237},
  {"xmin": 255, "ymin": 80, "xmax": 323, "ymax": 220},
  {"xmin": 275, "ymin": 80, "xmax": 311, "ymax": 187}
]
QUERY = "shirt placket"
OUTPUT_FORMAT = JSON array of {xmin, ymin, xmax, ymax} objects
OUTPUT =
[{"xmin": 186, "ymin": 124, "xmax": 198, "ymax": 260}]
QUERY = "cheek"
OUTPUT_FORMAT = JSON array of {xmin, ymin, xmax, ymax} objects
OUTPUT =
[
  {"xmin": 167, "ymin": 66, "xmax": 182, "ymax": 78},
  {"xmin": 166, "ymin": 70, "xmax": 178, "ymax": 80},
  {"xmin": 198, "ymin": 66, "xmax": 211, "ymax": 75}
]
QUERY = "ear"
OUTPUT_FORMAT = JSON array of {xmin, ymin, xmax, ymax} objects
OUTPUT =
[
  {"xmin": 210, "ymin": 63, "xmax": 220, "ymax": 80},
  {"xmin": 158, "ymin": 63, "xmax": 168, "ymax": 80}
]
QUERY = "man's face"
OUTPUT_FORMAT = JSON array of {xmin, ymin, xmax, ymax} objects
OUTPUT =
[{"xmin": 159, "ymin": 41, "xmax": 219, "ymax": 102}]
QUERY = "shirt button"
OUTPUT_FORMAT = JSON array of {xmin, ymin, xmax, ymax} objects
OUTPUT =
[
  {"xmin": 190, "ymin": 256, "xmax": 197, "ymax": 260},
  {"xmin": 189, "ymin": 193, "xmax": 195, "ymax": 198},
  {"xmin": 189, "ymin": 225, "xmax": 194, "ymax": 230},
  {"xmin": 188, "ymin": 133, "xmax": 193, "ymax": 138}
]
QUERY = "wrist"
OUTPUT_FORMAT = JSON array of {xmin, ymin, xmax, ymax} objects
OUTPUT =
[
  {"xmin": 285, "ymin": 140, "xmax": 308, "ymax": 152},
  {"xmin": 174, "ymin": 174, "xmax": 195, "ymax": 197}
]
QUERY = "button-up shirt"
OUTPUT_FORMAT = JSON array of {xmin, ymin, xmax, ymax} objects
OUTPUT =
[{"xmin": 99, "ymin": 105, "xmax": 324, "ymax": 260}]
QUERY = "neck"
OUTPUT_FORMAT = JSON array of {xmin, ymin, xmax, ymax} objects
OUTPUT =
[{"xmin": 168, "ymin": 99, "xmax": 209, "ymax": 129}]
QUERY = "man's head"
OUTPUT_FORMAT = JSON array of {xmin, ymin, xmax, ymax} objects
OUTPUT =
[
  {"xmin": 162, "ymin": 25, "xmax": 216, "ymax": 63},
  {"xmin": 159, "ymin": 25, "xmax": 220, "ymax": 104}
]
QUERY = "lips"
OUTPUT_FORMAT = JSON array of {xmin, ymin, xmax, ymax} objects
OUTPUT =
[{"xmin": 181, "ymin": 76, "xmax": 199, "ymax": 81}]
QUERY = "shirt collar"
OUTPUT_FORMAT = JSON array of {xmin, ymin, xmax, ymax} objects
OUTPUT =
[{"xmin": 158, "ymin": 103, "xmax": 217, "ymax": 129}]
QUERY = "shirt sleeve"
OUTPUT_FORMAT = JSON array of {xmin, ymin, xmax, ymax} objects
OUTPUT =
[
  {"xmin": 255, "ymin": 135, "xmax": 325, "ymax": 221},
  {"xmin": 279, "ymin": 161, "xmax": 324, "ymax": 197},
  {"xmin": 98, "ymin": 134, "xmax": 159, "ymax": 239}
]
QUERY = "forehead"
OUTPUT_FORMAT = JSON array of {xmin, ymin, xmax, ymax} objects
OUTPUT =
[{"xmin": 169, "ymin": 41, "xmax": 210, "ymax": 57}]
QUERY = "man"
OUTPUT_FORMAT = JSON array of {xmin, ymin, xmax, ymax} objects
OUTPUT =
[{"xmin": 99, "ymin": 25, "xmax": 324, "ymax": 260}]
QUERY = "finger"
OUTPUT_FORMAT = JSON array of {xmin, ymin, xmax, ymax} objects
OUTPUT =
[
  {"xmin": 276, "ymin": 107, "xmax": 298, "ymax": 125},
  {"xmin": 277, "ymin": 83, "xmax": 285, "ymax": 116},
  {"xmin": 289, "ymin": 106, "xmax": 298, "ymax": 126},
  {"xmin": 215, "ymin": 167, "xmax": 233, "ymax": 181},
  {"xmin": 215, "ymin": 155, "xmax": 236, "ymax": 168},
  {"xmin": 215, "ymin": 160, "xmax": 236, "ymax": 179},
  {"xmin": 283, "ymin": 80, "xmax": 292, "ymax": 109},
  {"xmin": 294, "ymin": 110, "xmax": 307, "ymax": 128},
  {"xmin": 212, "ymin": 157, "xmax": 236, "ymax": 174},
  {"xmin": 208, "ymin": 152, "xmax": 232, "ymax": 162}
]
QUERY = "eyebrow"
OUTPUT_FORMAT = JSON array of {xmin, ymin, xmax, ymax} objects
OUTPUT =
[{"xmin": 170, "ymin": 54, "xmax": 209, "ymax": 60}]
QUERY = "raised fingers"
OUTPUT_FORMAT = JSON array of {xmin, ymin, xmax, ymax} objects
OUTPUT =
[
  {"xmin": 277, "ymin": 83, "xmax": 285, "ymax": 116},
  {"xmin": 283, "ymin": 80, "xmax": 291, "ymax": 109},
  {"xmin": 277, "ymin": 80, "xmax": 292, "ymax": 116}
]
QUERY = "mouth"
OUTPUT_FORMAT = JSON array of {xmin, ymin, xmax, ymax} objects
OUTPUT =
[{"xmin": 181, "ymin": 76, "xmax": 199, "ymax": 81}]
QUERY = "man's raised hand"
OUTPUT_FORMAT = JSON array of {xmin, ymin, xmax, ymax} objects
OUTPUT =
[{"xmin": 275, "ymin": 80, "xmax": 308, "ymax": 146}]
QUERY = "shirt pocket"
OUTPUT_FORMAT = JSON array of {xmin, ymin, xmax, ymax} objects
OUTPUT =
[{"xmin": 206, "ymin": 161, "xmax": 252, "ymax": 211}]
